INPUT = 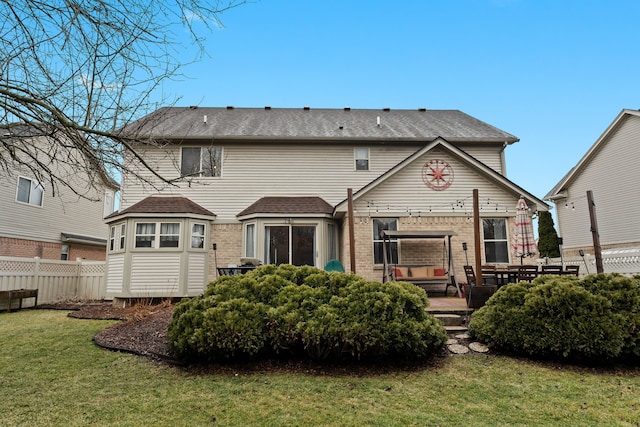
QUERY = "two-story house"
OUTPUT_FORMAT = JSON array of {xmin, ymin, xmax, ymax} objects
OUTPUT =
[
  {"xmin": 1, "ymin": 123, "xmax": 118, "ymax": 261},
  {"xmin": 105, "ymin": 106, "xmax": 548, "ymax": 301},
  {"xmin": 545, "ymin": 109, "xmax": 640, "ymax": 257}
]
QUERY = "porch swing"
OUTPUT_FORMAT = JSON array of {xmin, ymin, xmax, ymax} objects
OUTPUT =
[{"xmin": 381, "ymin": 230, "xmax": 461, "ymax": 297}]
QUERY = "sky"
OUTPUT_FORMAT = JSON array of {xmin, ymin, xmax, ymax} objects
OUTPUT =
[{"xmin": 154, "ymin": 0, "xmax": 640, "ymax": 210}]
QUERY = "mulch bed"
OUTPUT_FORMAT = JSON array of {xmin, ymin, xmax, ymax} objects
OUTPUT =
[{"xmin": 39, "ymin": 301, "xmax": 452, "ymax": 375}]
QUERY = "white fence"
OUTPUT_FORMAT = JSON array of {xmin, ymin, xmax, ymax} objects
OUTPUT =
[
  {"xmin": 0, "ymin": 256, "xmax": 106, "ymax": 308},
  {"xmin": 539, "ymin": 247, "xmax": 640, "ymax": 276}
]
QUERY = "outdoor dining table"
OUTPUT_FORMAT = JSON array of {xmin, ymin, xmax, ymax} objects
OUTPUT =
[{"xmin": 485, "ymin": 267, "xmax": 579, "ymax": 287}]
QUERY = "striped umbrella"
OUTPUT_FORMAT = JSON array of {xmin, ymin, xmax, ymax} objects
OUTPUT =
[{"xmin": 512, "ymin": 197, "xmax": 537, "ymax": 264}]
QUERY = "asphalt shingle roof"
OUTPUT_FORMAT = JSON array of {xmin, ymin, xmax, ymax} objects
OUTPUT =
[
  {"xmin": 123, "ymin": 107, "xmax": 518, "ymax": 143},
  {"xmin": 108, "ymin": 195, "xmax": 215, "ymax": 217},
  {"xmin": 238, "ymin": 196, "xmax": 334, "ymax": 217}
]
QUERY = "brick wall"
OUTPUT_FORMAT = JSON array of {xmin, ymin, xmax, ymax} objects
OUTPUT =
[
  {"xmin": 208, "ymin": 223, "xmax": 243, "ymax": 282},
  {"xmin": 0, "ymin": 237, "xmax": 106, "ymax": 261},
  {"xmin": 341, "ymin": 215, "xmax": 523, "ymax": 283}
]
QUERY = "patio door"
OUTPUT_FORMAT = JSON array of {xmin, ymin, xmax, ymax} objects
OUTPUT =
[{"xmin": 265, "ymin": 225, "xmax": 316, "ymax": 266}]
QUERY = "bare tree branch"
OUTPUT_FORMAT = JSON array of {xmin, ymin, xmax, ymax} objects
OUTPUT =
[{"xmin": 0, "ymin": 0, "xmax": 247, "ymax": 199}]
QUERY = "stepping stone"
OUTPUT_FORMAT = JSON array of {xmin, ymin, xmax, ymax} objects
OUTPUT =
[
  {"xmin": 448, "ymin": 344, "xmax": 470, "ymax": 354},
  {"xmin": 446, "ymin": 338, "xmax": 458, "ymax": 345},
  {"xmin": 468, "ymin": 342, "xmax": 489, "ymax": 353},
  {"xmin": 455, "ymin": 333, "xmax": 471, "ymax": 340}
]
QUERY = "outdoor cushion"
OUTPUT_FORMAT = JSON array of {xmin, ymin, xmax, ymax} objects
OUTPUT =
[
  {"xmin": 410, "ymin": 266, "xmax": 433, "ymax": 279},
  {"xmin": 434, "ymin": 268, "xmax": 446, "ymax": 276},
  {"xmin": 394, "ymin": 266, "xmax": 409, "ymax": 278}
]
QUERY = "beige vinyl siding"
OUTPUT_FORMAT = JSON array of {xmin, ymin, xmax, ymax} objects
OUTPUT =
[
  {"xmin": 459, "ymin": 144, "xmax": 505, "ymax": 174},
  {"xmin": 0, "ymin": 172, "xmax": 109, "ymax": 243},
  {"xmin": 354, "ymin": 148, "xmax": 518, "ymax": 217},
  {"xmin": 187, "ymin": 253, "xmax": 207, "ymax": 294},
  {"xmin": 106, "ymin": 254, "xmax": 125, "ymax": 293},
  {"xmin": 556, "ymin": 115, "xmax": 640, "ymax": 249},
  {"xmin": 129, "ymin": 253, "xmax": 181, "ymax": 293},
  {"xmin": 121, "ymin": 144, "xmax": 418, "ymax": 220}
]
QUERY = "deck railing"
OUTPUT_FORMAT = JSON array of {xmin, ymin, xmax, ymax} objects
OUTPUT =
[{"xmin": 538, "ymin": 247, "xmax": 640, "ymax": 276}]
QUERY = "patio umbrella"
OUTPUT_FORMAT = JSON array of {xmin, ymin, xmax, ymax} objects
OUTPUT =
[{"xmin": 511, "ymin": 197, "xmax": 537, "ymax": 264}]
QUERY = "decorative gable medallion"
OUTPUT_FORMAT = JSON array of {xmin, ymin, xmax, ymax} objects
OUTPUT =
[{"xmin": 422, "ymin": 159, "xmax": 454, "ymax": 191}]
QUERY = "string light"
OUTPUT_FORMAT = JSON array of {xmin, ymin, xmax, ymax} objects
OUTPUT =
[{"xmin": 360, "ymin": 196, "xmax": 530, "ymax": 217}]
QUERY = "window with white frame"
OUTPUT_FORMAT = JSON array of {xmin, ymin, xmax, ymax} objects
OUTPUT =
[
  {"xmin": 109, "ymin": 226, "xmax": 117, "ymax": 251},
  {"xmin": 109, "ymin": 223, "xmax": 126, "ymax": 252},
  {"xmin": 372, "ymin": 218, "xmax": 398, "ymax": 265},
  {"xmin": 119, "ymin": 224, "xmax": 126, "ymax": 249},
  {"xmin": 60, "ymin": 244, "xmax": 69, "ymax": 260},
  {"xmin": 135, "ymin": 222, "xmax": 181, "ymax": 249},
  {"xmin": 244, "ymin": 223, "xmax": 255, "ymax": 258},
  {"xmin": 159, "ymin": 223, "xmax": 180, "ymax": 248},
  {"xmin": 191, "ymin": 223, "xmax": 205, "ymax": 249},
  {"xmin": 354, "ymin": 147, "xmax": 369, "ymax": 171},
  {"xmin": 16, "ymin": 176, "xmax": 44, "ymax": 206},
  {"xmin": 181, "ymin": 146, "xmax": 222, "ymax": 177},
  {"xmin": 483, "ymin": 218, "xmax": 509, "ymax": 263}
]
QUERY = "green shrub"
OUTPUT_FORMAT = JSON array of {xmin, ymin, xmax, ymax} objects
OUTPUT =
[
  {"xmin": 469, "ymin": 273, "xmax": 640, "ymax": 362},
  {"xmin": 168, "ymin": 264, "xmax": 447, "ymax": 363}
]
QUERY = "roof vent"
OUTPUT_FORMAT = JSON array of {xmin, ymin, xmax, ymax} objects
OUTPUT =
[
  {"xmin": 189, "ymin": 105, "xmax": 198, "ymax": 109},
  {"xmin": 203, "ymin": 115, "xmax": 207, "ymax": 124},
  {"xmin": 418, "ymin": 107, "xmax": 426, "ymax": 112},
  {"xmin": 226, "ymin": 105, "xmax": 234, "ymax": 110},
  {"xmin": 264, "ymin": 106, "xmax": 271, "ymax": 110},
  {"xmin": 383, "ymin": 107, "xmax": 390, "ymax": 112},
  {"xmin": 303, "ymin": 106, "xmax": 310, "ymax": 110},
  {"xmin": 344, "ymin": 106, "xmax": 351, "ymax": 111}
]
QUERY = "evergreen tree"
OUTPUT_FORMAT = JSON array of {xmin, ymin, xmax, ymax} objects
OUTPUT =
[{"xmin": 537, "ymin": 211, "xmax": 561, "ymax": 258}]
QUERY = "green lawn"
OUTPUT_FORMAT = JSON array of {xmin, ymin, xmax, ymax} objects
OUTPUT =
[{"xmin": 1, "ymin": 309, "xmax": 639, "ymax": 426}]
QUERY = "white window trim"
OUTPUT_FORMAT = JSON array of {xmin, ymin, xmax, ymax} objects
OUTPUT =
[
  {"xmin": 244, "ymin": 222, "xmax": 256, "ymax": 258},
  {"xmin": 482, "ymin": 217, "xmax": 509, "ymax": 264},
  {"xmin": 15, "ymin": 176, "xmax": 44, "ymax": 207},
  {"xmin": 109, "ymin": 222, "xmax": 127, "ymax": 252},
  {"xmin": 190, "ymin": 222, "xmax": 207, "ymax": 250},
  {"xmin": 134, "ymin": 221, "xmax": 182, "ymax": 250}
]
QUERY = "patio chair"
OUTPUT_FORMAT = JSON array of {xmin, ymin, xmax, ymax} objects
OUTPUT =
[
  {"xmin": 541, "ymin": 265, "xmax": 563, "ymax": 274},
  {"xmin": 463, "ymin": 265, "xmax": 477, "ymax": 286},
  {"xmin": 565, "ymin": 265, "xmax": 580, "ymax": 276},
  {"xmin": 517, "ymin": 265, "xmax": 538, "ymax": 282},
  {"xmin": 481, "ymin": 265, "xmax": 497, "ymax": 285}
]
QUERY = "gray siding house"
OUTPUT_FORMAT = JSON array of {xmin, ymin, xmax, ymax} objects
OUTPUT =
[
  {"xmin": 106, "ymin": 106, "xmax": 549, "ymax": 300},
  {"xmin": 545, "ymin": 109, "xmax": 640, "ymax": 257},
  {"xmin": 1, "ymin": 124, "xmax": 118, "ymax": 261}
]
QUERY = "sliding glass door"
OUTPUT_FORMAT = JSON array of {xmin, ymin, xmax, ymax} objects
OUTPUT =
[{"xmin": 265, "ymin": 225, "xmax": 316, "ymax": 266}]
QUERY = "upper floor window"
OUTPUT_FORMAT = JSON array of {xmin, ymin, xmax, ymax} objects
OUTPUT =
[
  {"xmin": 354, "ymin": 148, "xmax": 369, "ymax": 171},
  {"xmin": 483, "ymin": 218, "xmax": 509, "ymax": 263},
  {"xmin": 373, "ymin": 218, "xmax": 397, "ymax": 265},
  {"xmin": 181, "ymin": 146, "xmax": 222, "ymax": 177},
  {"xmin": 16, "ymin": 177, "xmax": 44, "ymax": 207}
]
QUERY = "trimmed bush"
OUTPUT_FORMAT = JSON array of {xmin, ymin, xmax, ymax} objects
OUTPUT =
[
  {"xmin": 469, "ymin": 273, "xmax": 640, "ymax": 362},
  {"xmin": 168, "ymin": 264, "xmax": 446, "ymax": 363}
]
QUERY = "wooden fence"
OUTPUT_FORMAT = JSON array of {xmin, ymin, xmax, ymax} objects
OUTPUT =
[{"xmin": 0, "ymin": 256, "xmax": 105, "ymax": 309}]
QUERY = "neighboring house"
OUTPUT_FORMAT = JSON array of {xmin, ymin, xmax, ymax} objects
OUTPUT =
[
  {"xmin": 106, "ymin": 106, "xmax": 549, "ymax": 300},
  {"xmin": 545, "ymin": 109, "xmax": 640, "ymax": 257},
  {"xmin": 0, "ymin": 124, "xmax": 118, "ymax": 261}
]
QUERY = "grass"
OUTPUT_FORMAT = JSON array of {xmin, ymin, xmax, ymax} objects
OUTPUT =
[{"xmin": 1, "ymin": 309, "xmax": 639, "ymax": 426}]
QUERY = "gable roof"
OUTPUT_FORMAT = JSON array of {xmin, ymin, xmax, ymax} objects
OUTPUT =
[
  {"xmin": 105, "ymin": 195, "xmax": 215, "ymax": 222},
  {"xmin": 333, "ymin": 138, "xmax": 549, "ymax": 213},
  {"xmin": 545, "ymin": 109, "xmax": 640, "ymax": 200},
  {"xmin": 123, "ymin": 107, "xmax": 519, "ymax": 144},
  {"xmin": 237, "ymin": 196, "xmax": 334, "ymax": 218}
]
